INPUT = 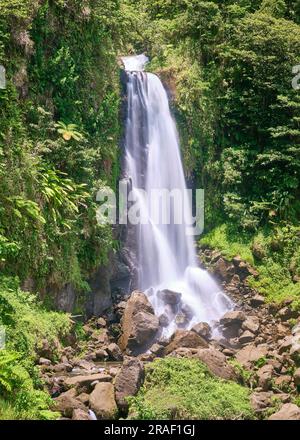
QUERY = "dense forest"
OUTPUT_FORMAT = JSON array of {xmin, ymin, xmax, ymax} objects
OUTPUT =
[{"xmin": 0, "ymin": 0, "xmax": 300, "ymax": 421}]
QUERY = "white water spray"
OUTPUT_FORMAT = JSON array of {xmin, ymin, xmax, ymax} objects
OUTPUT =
[{"xmin": 122, "ymin": 55, "xmax": 232, "ymax": 336}]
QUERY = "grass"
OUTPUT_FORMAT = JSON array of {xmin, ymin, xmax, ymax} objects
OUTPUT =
[{"xmin": 128, "ymin": 358, "xmax": 254, "ymax": 420}]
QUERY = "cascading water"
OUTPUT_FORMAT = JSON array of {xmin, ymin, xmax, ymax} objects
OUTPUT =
[{"xmin": 122, "ymin": 54, "xmax": 232, "ymax": 336}]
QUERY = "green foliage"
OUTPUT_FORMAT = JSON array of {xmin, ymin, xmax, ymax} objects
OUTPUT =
[
  {"xmin": 200, "ymin": 222, "xmax": 300, "ymax": 308},
  {"xmin": 0, "ymin": 0, "xmax": 122, "ymax": 297},
  {"xmin": 129, "ymin": 357, "xmax": 254, "ymax": 420},
  {"xmin": 0, "ymin": 276, "xmax": 71, "ymax": 419}
]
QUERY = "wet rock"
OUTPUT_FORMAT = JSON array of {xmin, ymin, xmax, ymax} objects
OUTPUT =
[
  {"xmin": 191, "ymin": 322, "xmax": 212, "ymax": 340},
  {"xmin": 72, "ymin": 409, "xmax": 91, "ymax": 420},
  {"xmin": 115, "ymin": 358, "xmax": 144, "ymax": 412},
  {"xmin": 268, "ymin": 403, "xmax": 300, "ymax": 420},
  {"xmin": 194, "ymin": 347, "xmax": 237, "ymax": 381},
  {"xmin": 118, "ymin": 291, "xmax": 159, "ymax": 353},
  {"xmin": 164, "ymin": 330, "xmax": 208, "ymax": 355},
  {"xmin": 158, "ymin": 289, "xmax": 182, "ymax": 305},
  {"xmin": 158, "ymin": 313, "xmax": 169, "ymax": 327},
  {"xmin": 250, "ymin": 295, "xmax": 265, "ymax": 307},
  {"xmin": 89, "ymin": 382, "xmax": 117, "ymax": 420},
  {"xmin": 175, "ymin": 312, "xmax": 188, "ymax": 326},
  {"xmin": 235, "ymin": 344, "xmax": 268, "ymax": 367},
  {"xmin": 106, "ymin": 343, "xmax": 123, "ymax": 361}
]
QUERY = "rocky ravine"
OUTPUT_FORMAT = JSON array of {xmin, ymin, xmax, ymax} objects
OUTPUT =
[{"xmin": 38, "ymin": 252, "xmax": 300, "ymax": 420}]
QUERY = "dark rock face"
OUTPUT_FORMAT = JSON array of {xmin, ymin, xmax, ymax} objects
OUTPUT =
[
  {"xmin": 115, "ymin": 358, "xmax": 144, "ymax": 412},
  {"xmin": 55, "ymin": 283, "xmax": 76, "ymax": 313},
  {"xmin": 86, "ymin": 265, "xmax": 112, "ymax": 317},
  {"xmin": 118, "ymin": 291, "xmax": 159, "ymax": 353}
]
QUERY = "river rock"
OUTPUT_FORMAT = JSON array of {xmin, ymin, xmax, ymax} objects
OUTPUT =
[
  {"xmin": 95, "ymin": 348, "xmax": 108, "ymax": 361},
  {"xmin": 192, "ymin": 322, "xmax": 212, "ymax": 340},
  {"xmin": 89, "ymin": 382, "xmax": 117, "ymax": 420},
  {"xmin": 54, "ymin": 389, "xmax": 86, "ymax": 418},
  {"xmin": 118, "ymin": 291, "xmax": 159, "ymax": 353},
  {"xmin": 107, "ymin": 343, "xmax": 123, "ymax": 361},
  {"xmin": 164, "ymin": 330, "xmax": 208, "ymax": 355},
  {"xmin": 158, "ymin": 289, "xmax": 182, "ymax": 305},
  {"xmin": 268, "ymin": 403, "xmax": 300, "ymax": 420},
  {"xmin": 194, "ymin": 347, "xmax": 237, "ymax": 381},
  {"xmin": 72, "ymin": 408, "xmax": 91, "ymax": 420},
  {"xmin": 64, "ymin": 373, "xmax": 112, "ymax": 390},
  {"xmin": 115, "ymin": 358, "xmax": 144, "ymax": 412}
]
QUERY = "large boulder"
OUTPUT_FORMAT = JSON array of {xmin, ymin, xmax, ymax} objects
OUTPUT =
[
  {"xmin": 54, "ymin": 389, "xmax": 86, "ymax": 418},
  {"xmin": 191, "ymin": 322, "xmax": 212, "ymax": 340},
  {"xmin": 118, "ymin": 291, "xmax": 159, "ymax": 353},
  {"xmin": 89, "ymin": 382, "xmax": 118, "ymax": 420},
  {"xmin": 164, "ymin": 330, "xmax": 208, "ymax": 355},
  {"xmin": 194, "ymin": 347, "xmax": 237, "ymax": 381},
  {"xmin": 115, "ymin": 358, "xmax": 144, "ymax": 412},
  {"xmin": 268, "ymin": 403, "xmax": 300, "ymax": 420},
  {"xmin": 220, "ymin": 311, "xmax": 246, "ymax": 326}
]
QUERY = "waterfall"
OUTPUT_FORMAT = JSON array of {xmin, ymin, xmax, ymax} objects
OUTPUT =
[{"xmin": 122, "ymin": 54, "xmax": 232, "ymax": 336}]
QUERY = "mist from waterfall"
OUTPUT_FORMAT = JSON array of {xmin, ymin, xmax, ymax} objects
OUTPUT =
[{"xmin": 122, "ymin": 54, "xmax": 232, "ymax": 336}]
